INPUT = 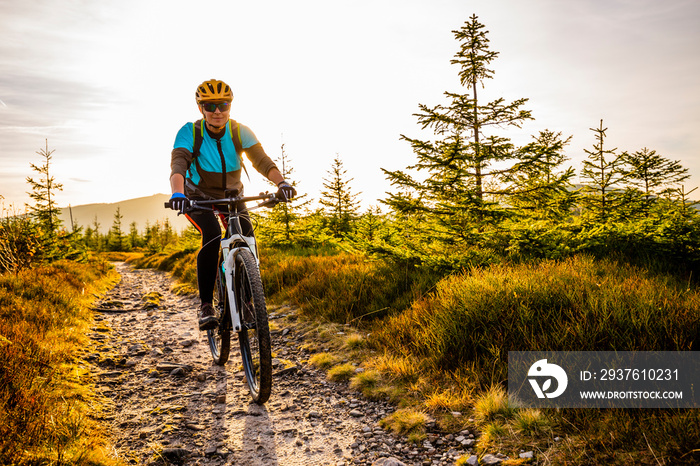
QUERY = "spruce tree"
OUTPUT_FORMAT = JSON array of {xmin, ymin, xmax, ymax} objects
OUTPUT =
[
  {"xmin": 83, "ymin": 225, "xmax": 97, "ymax": 251},
  {"xmin": 668, "ymin": 185, "xmax": 699, "ymax": 219},
  {"xmin": 320, "ymin": 154, "xmax": 361, "ymax": 238},
  {"xmin": 382, "ymin": 14, "xmax": 539, "ymax": 260},
  {"xmin": 161, "ymin": 219, "xmax": 175, "ymax": 248},
  {"xmin": 580, "ymin": 120, "xmax": 626, "ymax": 222},
  {"xmin": 144, "ymin": 221, "xmax": 160, "ymax": 253},
  {"xmin": 275, "ymin": 144, "xmax": 306, "ymax": 241},
  {"xmin": 128, "ymin": 221, "xmax": 141, "ymax": 249},
  {"xmin": 276, "ymin": 144, "xmax": 295, "ymax": 242},
  {"xmin": 108, "ymin": 207, "xmax": 126, "ymax": 251},
  {"xmin": 26, "ymin": 140, "xmax": 63, "ymax": 237},
  {"xmin": 258, "ymin": 143, "xmax": 309, "ymax": 245},
  {"xmin": 356, "ymin": 205, "xmax": 384, "ymax": 242},
  {"xmin": 91, "ymin": 215, "xmax": 103, "ymax": 251},
  {"xmin": 508, "ymin": 130, "xmax": 576, "ymax": 221},
  {"xmin": 620, "ymin": 147, "xmax": 689, "ymax": 214}
]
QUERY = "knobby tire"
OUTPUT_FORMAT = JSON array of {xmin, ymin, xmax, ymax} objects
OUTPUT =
[
  {"xmin": 235, "ymin": 249, "xmax": 272, "ymax": 404},
  {"xmin": 207, "ymin": 253, "xmax": 231, "ymax": 365}
]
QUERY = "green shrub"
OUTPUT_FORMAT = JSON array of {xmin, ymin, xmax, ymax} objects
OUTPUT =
[{"xmin": 0, "ymin": 213, "xmax": 42, "ymax": 273}]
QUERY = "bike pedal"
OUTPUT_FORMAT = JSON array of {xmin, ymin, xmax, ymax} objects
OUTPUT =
[{"xmin": 199, "ymin": 318, "xmax": 218, "ymax": 331}]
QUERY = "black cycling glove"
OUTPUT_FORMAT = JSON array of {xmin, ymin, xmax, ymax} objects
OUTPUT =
[
  {"xmin": 169, "ymin": 192, "xmax": 190, "ymax": 212},
  {"xmin": 276, "ymin": 181, "xmax": 297, "ymax": 202}
]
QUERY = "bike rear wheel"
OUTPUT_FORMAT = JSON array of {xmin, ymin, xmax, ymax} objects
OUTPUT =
[
  {"xmin": 235, "ymin": 248, "xmax": 272, "ymax": 404},
  {"xmin": 207, "ymin": 255, "xmax": 231, "ymax": 365}
]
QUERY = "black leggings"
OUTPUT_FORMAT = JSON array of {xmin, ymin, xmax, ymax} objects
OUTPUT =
[{"xmin": 185, "ymin": 206, "xmax": 254, "ymax": 304}]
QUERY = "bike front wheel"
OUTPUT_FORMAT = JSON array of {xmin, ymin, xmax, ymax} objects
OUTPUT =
[
  {"xmin": 207, "ymin": 257, "xmax": 231, "ymax": 365},
  {"xmin": 235, "ymin": 248, "xmax": 272, "ymax": 404}
]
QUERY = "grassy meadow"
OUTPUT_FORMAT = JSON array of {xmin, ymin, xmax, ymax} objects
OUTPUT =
[
  {"xmin": 0, "ymin": 259, "xmax": 122, "ymax": 466},
  {"xmin": 132, "ymin": 244, "xmax": 699, "ymax": 465}
]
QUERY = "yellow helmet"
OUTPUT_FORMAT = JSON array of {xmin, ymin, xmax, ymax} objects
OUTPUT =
[{"xmin": 195, "ymin": 79, "xmax": 233, "ymax": 103}]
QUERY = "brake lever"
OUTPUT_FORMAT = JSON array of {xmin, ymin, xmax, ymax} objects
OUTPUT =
[{"xmin": 260, "ymin": 193, "xmax": 281, "ymax": 208}]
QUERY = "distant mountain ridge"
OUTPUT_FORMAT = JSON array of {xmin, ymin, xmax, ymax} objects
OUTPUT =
[{"xmin": 59, "ymin": 194, "xmax": 190, "ymax": 234}]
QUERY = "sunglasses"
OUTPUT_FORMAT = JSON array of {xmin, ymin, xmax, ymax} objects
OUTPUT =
[{"xmin": 201, "ymin": 102, "xmax": 231, "ymax": 113}]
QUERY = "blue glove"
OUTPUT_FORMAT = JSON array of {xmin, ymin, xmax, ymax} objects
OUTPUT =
[
  {"xmin": 276, "ymin": 181, "xmax": 297, "ymax": 202},
  {"xmin": 169, "ymin": 192, "xmax": 190, "ymax": 212}
]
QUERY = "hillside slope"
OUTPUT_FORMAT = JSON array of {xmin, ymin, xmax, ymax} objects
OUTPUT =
[{"xmin": 59, "ymin": 193, "xmax": 190, "ymax": 233}]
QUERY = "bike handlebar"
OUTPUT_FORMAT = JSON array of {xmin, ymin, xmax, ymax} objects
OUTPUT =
[{"xmin": 164, "ymin": 192, "xmax": 280, "ymax": 214}]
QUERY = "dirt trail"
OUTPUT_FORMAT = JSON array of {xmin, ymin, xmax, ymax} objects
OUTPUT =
[{"xmin": 88, "ymin": 263, "xmax": 477, "ymax": 466}]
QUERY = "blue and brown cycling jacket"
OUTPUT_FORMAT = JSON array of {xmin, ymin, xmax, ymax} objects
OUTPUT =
[{"xmin": 170, "ymin": 119, "xmax": 278, "ymax": 199}]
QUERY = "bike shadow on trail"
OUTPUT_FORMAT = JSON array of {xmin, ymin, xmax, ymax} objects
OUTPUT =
[
  {"xmin": 240, "ymin": 403, "xmax": 280, "ymax": 466},
  {"xmin": 202, "ymin": 365, "xmax": 281, "ymax": 465}
]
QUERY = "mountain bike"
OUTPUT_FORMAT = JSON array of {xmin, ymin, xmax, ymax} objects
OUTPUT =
[{"xmin": 166, "ymin": 192, "xmax": 278, "ymax": 404}]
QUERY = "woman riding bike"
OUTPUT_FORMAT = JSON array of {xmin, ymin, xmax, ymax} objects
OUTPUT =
[{"xmin": 168, "ymin": 79, "xmax": 296, "ymax": 330}]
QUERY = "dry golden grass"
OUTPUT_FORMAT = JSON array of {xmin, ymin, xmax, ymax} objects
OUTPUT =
[
  {"xmin": 0, "ymin": 260, "xmax": 124, "ymax": 465},
  {"xmin": 350, "ymin": 369, "xmax": 383, "ymax": 399},
  {"xmin": 478, "ymin": 422, "xmax": 508, "ymax": 450},
  {"xmin": 343, "ymin": 332, "xmax": 366, "ymax": 350},
  {"xmin": 327, "ymin": 363, "xmax": 356, "ymax": 382},
  {"xmin": 379, "ymin": 408, "xmax": 428, "ymax": 442},
  {"xmin": 99, "ymin": 251, "xmax": 143, "ymax": 262},
  {"xmin": 424, "ymin": 386, "xmax": 472, "ymax": 414},
  {"xmin": 511, "ymin": 408, "xmax": 551, "ymax": 436},
  {"xmin": 309, "ymin": 352, "xmax": 340, "ymax": 369},
  {"xmin": 472, "ymin": 386, "xmax": 515, "ymax": 423},
  {"xmin": 366, "ymin": 352, "xmax": 423, "ymax": 385}
]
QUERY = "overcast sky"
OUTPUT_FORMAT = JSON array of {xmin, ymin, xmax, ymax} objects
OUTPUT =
[{"xmin": 1, "ymin": 0, "xmax": 699, "ymax": 212}]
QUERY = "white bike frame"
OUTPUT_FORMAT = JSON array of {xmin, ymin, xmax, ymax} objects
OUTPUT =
[{"xmin": 220, "ymin": 232, "xmax": 259, "ymax": 333}]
